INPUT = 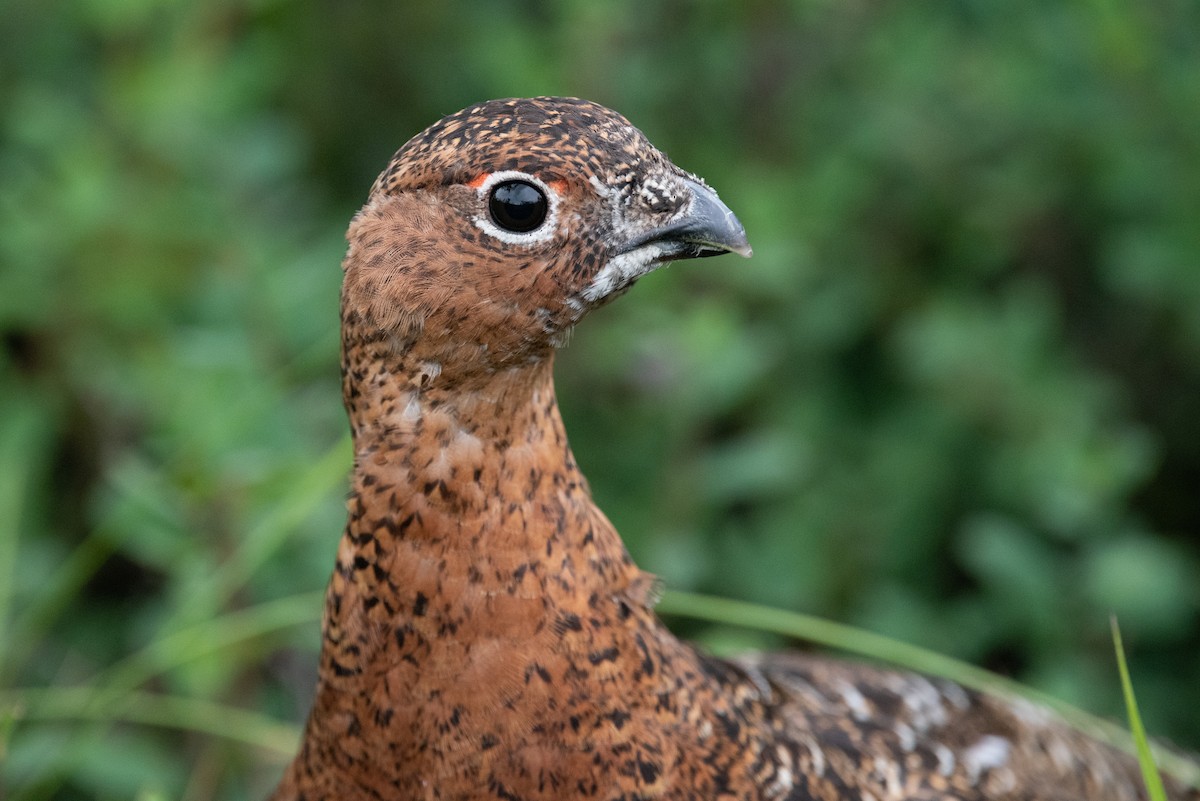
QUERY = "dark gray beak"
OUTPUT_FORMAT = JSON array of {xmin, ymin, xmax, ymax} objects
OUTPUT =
[{"xmin": 622, "ymin": 178, "xmax": 753, "ymax": 260}]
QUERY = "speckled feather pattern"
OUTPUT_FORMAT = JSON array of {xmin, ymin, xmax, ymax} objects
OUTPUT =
[{"xmin": 271, "ymin": 98, "xmax": 1197, "ymax": 801}]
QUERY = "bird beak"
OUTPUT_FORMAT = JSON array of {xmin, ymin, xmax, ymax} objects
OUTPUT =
[{"xmin": 622, "ymin": 178, "xmax": 753, "ymax": 260}]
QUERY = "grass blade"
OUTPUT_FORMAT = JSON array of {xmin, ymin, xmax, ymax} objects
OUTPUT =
[
  {"xmin": 95, "ymin": 591, "xmax": 324, "ymax": 698},
  {"xmin": 1112, "ymin": 616, "xmax": 1169, "ymax": 801},
  {"xmin": 1, "ymin": 687, "xmax": 301, "ymax": 758},
  {"xmin": 659, "ymin": 589, "xmax": 1200, "ymax": 788}
]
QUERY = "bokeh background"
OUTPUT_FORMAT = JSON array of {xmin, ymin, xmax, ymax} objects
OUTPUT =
[{"xmin": 3, "ymin": 1, "xmax": 1199, "ymax": 798}]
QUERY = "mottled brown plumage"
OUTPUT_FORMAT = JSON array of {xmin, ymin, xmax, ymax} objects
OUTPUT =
[{"xmin": 271, "ymin": 97, "xmax": 1197, "ymax": 801}]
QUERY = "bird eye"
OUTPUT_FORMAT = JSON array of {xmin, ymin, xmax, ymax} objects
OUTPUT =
[{"xmin": 488, "ymin": 180, "xmax": 549, "ymax": 233}]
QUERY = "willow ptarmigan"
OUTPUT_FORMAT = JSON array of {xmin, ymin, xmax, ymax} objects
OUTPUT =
[{"xmin": 271, "ymin": 97, "xmax": 1197, "ymax": 801}]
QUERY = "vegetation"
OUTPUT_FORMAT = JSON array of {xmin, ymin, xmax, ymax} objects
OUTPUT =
[
  {"xmin": 2, "ymin": 1, "xmax": 1198, "ymax": 798},
  {"xmin": 1113, "ymin": 617, "xmax": 1170, "ymax": 801}
]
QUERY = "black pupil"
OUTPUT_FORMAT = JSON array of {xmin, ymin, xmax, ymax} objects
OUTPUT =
[{"xmin": 489, "ymin": 180, "xmax": 548, "ymax": 233}]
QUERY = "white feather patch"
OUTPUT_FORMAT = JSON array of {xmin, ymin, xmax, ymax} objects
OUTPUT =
[
  {"xmin": 580, "ymin": 244, "xmax": 666, "ymax": 303},
  {"xmin": 963, "ymin": 735, "xmax": 1011, "ymax": 782}
]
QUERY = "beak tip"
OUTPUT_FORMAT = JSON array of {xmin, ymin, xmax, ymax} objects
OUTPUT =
[
  {"xmin": 728, "ymin": 231, "xmax": 753, "ymax": 259},
  {"xmin": 723, "ymin": 229, "xmax": 752, "ymax": 259},
  {"xmin": 691, "ymin": 180, "xmax": 752, "ymax": 260}
]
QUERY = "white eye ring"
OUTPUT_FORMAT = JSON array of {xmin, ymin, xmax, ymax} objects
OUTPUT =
[{"xmin": 472, "ymin": 170, "xmax": 560, "ymax": 246}]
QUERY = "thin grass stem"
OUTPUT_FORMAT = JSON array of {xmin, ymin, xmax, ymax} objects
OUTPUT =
[
  {"xmin": 1112, "ymin": 616, "xmax": 1170, "ymax": 801},
  {"xmin": 1, "ymin": 687, "xmax": 301, "ymax": 758},
  {"xmin": 658, "ymin": 590, "xmax": 1200, "ymax": 788}
]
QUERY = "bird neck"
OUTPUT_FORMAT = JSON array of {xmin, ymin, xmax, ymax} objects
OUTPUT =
[
  {"xmin": 279, "ymin": 334, "xmax": 679, "ymax": 799},
  {"xmin": 333, "ymin": 330, "xmax": 646, "ymax": 649}
]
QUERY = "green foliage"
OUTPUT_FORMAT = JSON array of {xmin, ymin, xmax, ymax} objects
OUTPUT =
[{"xmin": 2, "ymin": 0, "xmax": 1199, "ymax": 797}]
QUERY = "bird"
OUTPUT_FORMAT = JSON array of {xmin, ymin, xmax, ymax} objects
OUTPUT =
[{"xmin": 270, "ymin": 97, "xmax": 1198, "ymax": 801}]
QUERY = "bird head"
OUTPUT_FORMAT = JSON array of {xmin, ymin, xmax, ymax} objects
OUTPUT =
[{"xmin": 342, "ymin": 97, "xmax": 751, "ymax": 379}]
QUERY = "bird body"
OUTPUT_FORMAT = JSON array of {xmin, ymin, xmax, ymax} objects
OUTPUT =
[{"xmin": 271, "ymin": 97, "xmax": 1196, "ymax": 801}]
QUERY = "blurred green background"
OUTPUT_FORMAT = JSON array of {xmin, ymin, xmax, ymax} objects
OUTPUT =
[{"xmin": 3, "ymin": 0, "xmax": 1199, "ymax": 798}]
